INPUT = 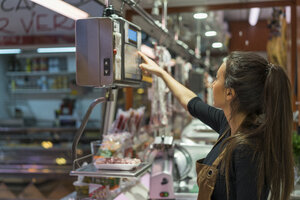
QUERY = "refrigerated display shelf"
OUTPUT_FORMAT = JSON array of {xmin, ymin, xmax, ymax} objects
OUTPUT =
[
  {"xmin": 6, "ymin": 71, "xmax": 75, "ymax": 76},
  {"xmin": 10, "ymin": 89, "xmax": 71, "ymax": 94},
  {"xmin": 0, "ymin": 164, "xmax": 72, "ymax": 177},
  {"xmin": 0, "ymin": 126, "xmax": 100, "ymax": 133},
  {"xmin": 0, "ymin": 146, "xmax": 73, "ymax": 151}
]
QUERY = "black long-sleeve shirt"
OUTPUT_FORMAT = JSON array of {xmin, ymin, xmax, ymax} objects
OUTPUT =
[{"xmin": 187, "ymin": 97, "xmax": 269, "ymax": 200}]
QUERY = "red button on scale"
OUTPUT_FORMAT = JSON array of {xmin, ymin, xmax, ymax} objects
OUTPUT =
[{"xmin": 113, "ymin": 49, "xmax": 117, "ymax": 55}]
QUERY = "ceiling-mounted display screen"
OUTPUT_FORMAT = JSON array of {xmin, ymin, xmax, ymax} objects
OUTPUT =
[
  {"xmin": 124, "ymin": 44, "xmax": 141, "ymax": 81},
  {"xmin": 76, "ymin": 17, "xmax": 142, "ymax": 88},
  {"xmin": 128, "ymin": 28, "xmax": 137, "ymax": 43}
]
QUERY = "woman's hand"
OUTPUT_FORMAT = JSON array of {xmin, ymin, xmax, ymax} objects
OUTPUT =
[{"xmin": 138, "ymin": 51, "xmax": 164, "ymax": 77}]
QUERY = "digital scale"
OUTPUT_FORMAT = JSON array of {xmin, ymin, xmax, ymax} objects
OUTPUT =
[
  {"xmin": 75, "ymin": 16, "xmax": 142, "ymax": 88},
  {"xmin": 71, "ymin": 13, "xmax": 149, "ymax": 175},
  {"xmin": 72, "ymin": 13, "xmax": 145, "ymax": 163}
]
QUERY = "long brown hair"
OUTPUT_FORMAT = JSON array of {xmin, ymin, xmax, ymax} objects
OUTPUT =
[{"xmin": 220, "ymin": 51, "xmax": 294, "ymax": 200}]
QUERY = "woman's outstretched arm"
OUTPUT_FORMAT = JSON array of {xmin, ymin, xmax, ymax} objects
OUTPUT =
[{"xmin": 138, "ymin": 51, "xmax": 197, "ymax": 110}]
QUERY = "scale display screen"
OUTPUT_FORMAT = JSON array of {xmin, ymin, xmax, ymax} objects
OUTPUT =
[
  {"xmin": 128, "ymin": 28, "xmax": 137, "ymax": 43},
  {"xmin": 124, "ymin": 44, "xmax": 141, "ymax": 81}
]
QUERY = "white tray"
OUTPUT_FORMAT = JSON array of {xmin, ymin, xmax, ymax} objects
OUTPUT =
[
  {"xmin": 70, "ymin": 162, "xmax": 151, "ymax": 178},
  {"xmin": 93, "ymin": 163, "xmax": 140, "ymax": 171}
]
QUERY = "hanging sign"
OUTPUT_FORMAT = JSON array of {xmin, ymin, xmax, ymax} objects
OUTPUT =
[{"xmin": 0, "ymin": 0, "xmax": 103, "ymax": 46}]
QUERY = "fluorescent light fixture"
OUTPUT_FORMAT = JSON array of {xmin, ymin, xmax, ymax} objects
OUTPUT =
[
  {"xmin": 30, "ymin": 0, "xmax": 89, "ymax": 20},
  {"xmin": 212, "ymin": 42, "xmax": 223, "ymax": 48},
  {"xmin": 193, "ymin": 13, "xmax": 208, "ymax": 19},
  {"xmin": 285, "ymin": 6, "xmax": 291, "ymax": 24},
  {"xmin": 0, "ymin": 49, "xmax": 21, "ymax": 54},
  {"xmin": 249, "ymin": 7, "xmax": 260, "ymax": 26},
  {"xmin": 37, "ymin": 47, "xmax": 76, "ymax": 53},
  {"xmin": 205, "ymin": 31, "xmax": 217, "ymax": 37}
]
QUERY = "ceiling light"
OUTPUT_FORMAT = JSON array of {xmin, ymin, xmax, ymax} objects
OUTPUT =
[
  {"xmin": 193, "ymin": 13, "xmax": 208, "ymax": 19},
  {"xmin": 205, "ymin": 31, "xmax": 217, "ymax": 37},
  {"xmin": 37, "ymin": 47, "xmax": 76, "ymax": 53},
  {"xmin": 212, "ymin": 42, "xmax": 223, "ymax": 48},
  {"xmin": 30, "ymin": 0, "xmax": 89, "ymax": 20},
  {"xmin": 249, "ymin": 7, "xmax": 260, "ymax": 26},
  {"xmin": 0, "ymin": 49, "xmax": 21, "ymax": 54}
]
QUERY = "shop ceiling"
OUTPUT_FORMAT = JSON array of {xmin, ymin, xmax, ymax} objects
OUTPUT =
[
  {"xmin": 1, "ymin": 0, "xmax": 292, "ymax": 61},
  {"xmin": 136, "ymin": 0, "xmax": 281, "ymax": 8},
  {"xmin": 114, "ymin": 0, "xmax": 288, "ymax": 56},
  {"xmin": 122, "ymin": 0, "xmax": 298, "ymax": 93}
]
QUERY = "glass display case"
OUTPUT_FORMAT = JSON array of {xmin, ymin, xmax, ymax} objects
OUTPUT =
[{"xmin": 0, "ymin": 123, "xmax": 101, "ymax": 177}]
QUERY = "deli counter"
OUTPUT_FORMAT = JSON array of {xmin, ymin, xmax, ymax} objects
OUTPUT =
[{"xmin": 0, "ymin": 121, "xmax": 100, "ymax": 178}]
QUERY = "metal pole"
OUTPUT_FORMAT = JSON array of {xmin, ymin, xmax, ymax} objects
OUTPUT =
[
  {"xmin": 72, "ymin": 97, "xmax": 106, "ymax": 162},
  {"xmin": 102, "ymin": 88, "xmax": 118, "ymax": 136},
  {"xmin": 162, "ymin": 0, "xmax": 168, "ymax": 29}
]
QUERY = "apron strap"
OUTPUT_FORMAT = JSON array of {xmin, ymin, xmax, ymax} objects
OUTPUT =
[
  {"xmin": 212, "ymin": 130, "xmax": 228, "ymax": 148},
  {"xmin": 211, "ymin": 130, "xmax": 229, "ymax": 168},
  {"xmin": 211, "ymin": 148, "xmax": 226, "ymax": 168}
]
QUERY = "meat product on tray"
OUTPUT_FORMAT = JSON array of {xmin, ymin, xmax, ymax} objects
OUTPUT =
[
  {"xmin": 95, "ymin": 157, "xmax": 141, "ymax": 165},
  {"xmin": 94, "ymin": 157, "xmax": 141, "ymax": 170}
]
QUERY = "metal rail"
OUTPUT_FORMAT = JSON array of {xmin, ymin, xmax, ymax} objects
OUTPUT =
[{"xmin": 120, "ymin": 0, "xmax": 200, "ymax": 62}]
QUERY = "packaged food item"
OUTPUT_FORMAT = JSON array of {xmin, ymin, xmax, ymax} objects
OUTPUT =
[
  {"xmin": 32, "ymin": 58, "xmax": 39, "ymax": 71},
  {"xmin": 73, "ymin": 176, "xmax": 89, "ymax": 199},
  {"xmin": 108, "ymin": 178, "xmax": 120, "ymax": 190},
  {"xmin": 110, "ymin": 107, "xmax": 146, "ymax": 134},
  {"xmin": 90, "ymin": 131, "xmax": 133, "ymax": 160},
  {"xmin": 110, "ymin": 109, "xmax": 130, "ymax": 133},
  {"xmin": 94, "ymin": 157, "xmax": 141, "ymax": 165},
  {"xmin": 92, "ymin": 177, "xmax": 120, "ymax": 191},
  {"xmin": 89, "ymin": 184, "xmax": 109, "ymax": 200},
  {"xmin": 90, "ymin": 106, "xmax": 146, "ymax": 167},
  {"xmin": 93, "ymin": 157, "xmax": 141, "ymax": 170}
]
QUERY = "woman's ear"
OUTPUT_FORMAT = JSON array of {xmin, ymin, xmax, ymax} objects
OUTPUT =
[{"xmin": 225, "ymin": 88, "xmax": 235, "ymax": 101}]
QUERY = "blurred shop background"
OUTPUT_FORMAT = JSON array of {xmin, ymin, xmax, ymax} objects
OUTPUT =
[{"xmin": 0, "ymin": 0, "xmax": 299, "ymax": 199}]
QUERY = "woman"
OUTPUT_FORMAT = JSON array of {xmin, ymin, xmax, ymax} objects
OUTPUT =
[{"xmin": 138, "ymin": 51, "xmax": 294, "ymax": 200}]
